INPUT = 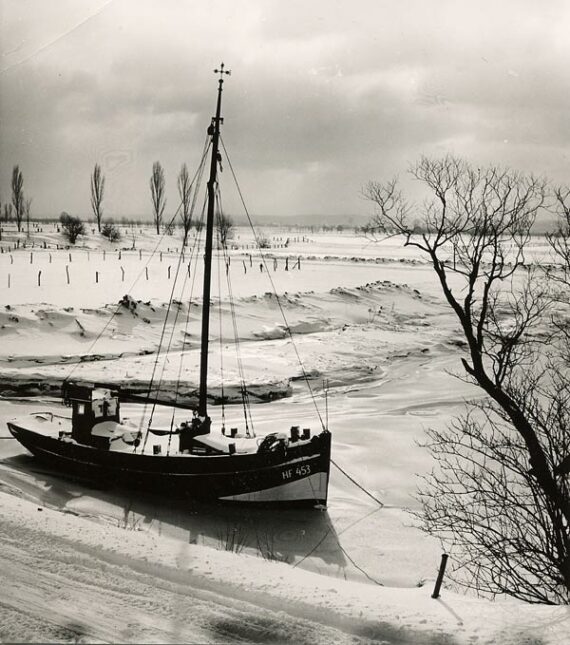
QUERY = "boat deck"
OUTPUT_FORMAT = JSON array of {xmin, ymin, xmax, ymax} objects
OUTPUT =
[{"xmin": 11, "ymin": 412, "xmax": 314, "ymax": 457}]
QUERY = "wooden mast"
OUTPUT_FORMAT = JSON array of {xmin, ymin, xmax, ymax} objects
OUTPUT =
[{"xmin": 198, "ymin": 63, "xmax": 230, "ymax": 417}]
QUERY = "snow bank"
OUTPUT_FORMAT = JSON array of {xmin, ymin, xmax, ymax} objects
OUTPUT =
[{"xmin": 0, "ymin": 490, "xmax": 567, "ymax": 644}]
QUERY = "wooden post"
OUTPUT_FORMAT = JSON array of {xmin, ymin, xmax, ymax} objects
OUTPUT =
[
  {"xmin": 69, "ymin": 252, "xmax": 72, "ymax": 262},
  {"xmin": 10, "ymin": 254, "xmax": 13, "ymax": 264},
  {"xmin": 121, "ymin": 266, "xmax": 125, "ymax": 282},
  {"xmin": 103, "ymin": 250, "xmax": 106, "ymax": 261},
  {"xmin": 49, "ymin": 253, "xmax": 52, "ymax": 263},
  {"xmin": 145, "ymin": 267, "xmax": 149, "ymax": 280},
  {"xmin": 30, "ymin": 252, "xmax": 33, "ymax": 264},
  {"xmin": 160, "ymin": 251, "xmax": 163, "ymax": 262},
  {"xmin": 168, "ymin": 265, "xmax": 171, "ymax": 279},
  {"xmin": 118, "ymin": 250, "xmax": 121, "ymax": 260},
  {"xmin": 139, "ymin": 249, "xmax": 142, "ymax": 260},
  {"xmin": 432, "ymin": 554, "xmax": 449, "ymax": 599},
  {"xmin": 8, "ymin": 273, "xmax": 10, "ymax": 288},
  {"xmin": 95, "ymin": 271, "xmax": 99, "ymax": 283},
  {"xmin": 65, "ymin": 265, "xmax": 70, "ymax": 285},
  {"xmin": 37, "ymin": 270, "xmax": 41, "ymax": 286}
]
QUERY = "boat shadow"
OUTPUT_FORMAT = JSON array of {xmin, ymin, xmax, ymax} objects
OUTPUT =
[{"xmin": 2, "ymin": 453, "xmax": 347, "ymax": 573}]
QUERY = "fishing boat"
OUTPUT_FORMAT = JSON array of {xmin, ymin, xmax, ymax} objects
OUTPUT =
[{"xmin": 7, "ymin": 65, "xmax": 331, "ymax": 507}]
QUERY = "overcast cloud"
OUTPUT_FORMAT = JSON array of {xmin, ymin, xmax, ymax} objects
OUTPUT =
[{"xmin": 1, "ymin": 0, "xmax": 568, "ymax": 220}]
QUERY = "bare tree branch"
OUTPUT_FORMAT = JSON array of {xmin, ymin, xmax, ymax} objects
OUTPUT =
[{"xmin": 366, "ymin": 156, "xmax": 569, "ymax": 601}]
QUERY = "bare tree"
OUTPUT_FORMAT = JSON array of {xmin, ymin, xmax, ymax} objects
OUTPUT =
[
  {"xmin": 11, "ymin": 165, "xmax": 24, "ymax": 232},
  {"xmin": 60, "ymin": 212, "xmax": 86, "ymax": 245},
  {"xmin": 90, "ymin": 163, "xmax": 105, "ymax": 233},
  {"xmin": 150, "ymin": 161, "xmax": 166, "ymax": 234},
  {"xmin": 3, "ymin": 203, "xmax": 13, "ymax": 222},
  {"xmin": 178, "ymin": 163, "xmax": 192, "ymax": 244},
  {"xmin": 366, "ymin": 156, "xmax": 570, "ymax": 603},
  {"xmin": 25, "ymin": 198, "xmax": 32, "ymax": 237},
  {"xmin": 216, "ymin": 212, "xmax": 234, "ymax": 248}
]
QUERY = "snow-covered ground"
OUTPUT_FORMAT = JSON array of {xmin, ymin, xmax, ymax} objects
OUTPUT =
[{"xmin": 0, "ymin": 224, "xmax": 568, "ymax": 643}]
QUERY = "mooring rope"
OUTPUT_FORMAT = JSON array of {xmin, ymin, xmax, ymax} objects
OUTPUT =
[{"xmin": 331, "ymin": 458, "xmax": 384, "ymax": 507}]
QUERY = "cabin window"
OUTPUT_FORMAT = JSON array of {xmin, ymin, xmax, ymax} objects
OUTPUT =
[{"xmin": 77, "ymin": 403, "xmax": 85, "ymax": 415}]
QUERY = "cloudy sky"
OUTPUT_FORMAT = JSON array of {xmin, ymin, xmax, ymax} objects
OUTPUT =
[{"xmin": 1, "ymin": 0, "xmax": 569, "ymax": 221}]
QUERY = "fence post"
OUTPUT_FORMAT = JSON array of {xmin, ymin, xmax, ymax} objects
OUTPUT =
[
  {"xmin": 168, "ymin": 265, "xmax": 171, "ymax": 280},
  {"xmin": 121, "ymin": 266, "xmax": 125, "ymax": 282},
  {"xmin": 145, "ymin": 267, "xmax": 149, "ymax": 281},
  {"xmin": 432, "ymin": 554, "xmax": 449, "ymax": 599},
  {"xmin": 65, "ymin": 265, "xmax": 70, "ymax": 285},
  {"xmin": 37, "ymin": 270, "xmax": 42, "ymax": 286},
  {"xmin": 95, "ymin": 271, "xmax": 99, "ymax": 284}
]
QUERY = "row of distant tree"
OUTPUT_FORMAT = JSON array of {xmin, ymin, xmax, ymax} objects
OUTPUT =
[{"xmin": 1, "ymin": 162, "xmax": 235, "ymax": 246}]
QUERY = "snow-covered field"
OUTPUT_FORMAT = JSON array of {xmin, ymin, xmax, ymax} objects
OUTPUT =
[{"xmin": 0, "ymin": 223, "xmax": 567, "ymax": 644}]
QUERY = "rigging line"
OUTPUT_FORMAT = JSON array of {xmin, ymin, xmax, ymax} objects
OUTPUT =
[
  {"xmin": 63, "ymin": 141, "xmax": 212, "ymax": 389},
  {"xmin": 216, "ymin": 191, "xmax": 254, "ymax": 437},
  {"xmin": 64, "ymin": 198, "xmax": 186, "ymax": 387},
  {"xmin": 140, "ymin": 208, "xmax": 206, "ymax": 451},
  {"xmin": 331, "ymin": 458, "xmax": 384, "ymax": 507},
  {"xmin": 219, "ymin": 213, "xmax": 253, "ymax": 436},
  {"xmin": 151, "ymin": 146, "xmax": 210, "ymax": 412},
  {"xmin": 140, "ymin": 242, "xmax": 188, "ymax": 452},
  {"xmin": 143, "ymin": 201, "xmax": 207, "ymax": 450},
  {"xmin": 216, "ymin": 229, "xmax": 227, "ymax": 431},
  {"xmin": 181, "ymin": 135, "xmax": 211, "ymax": 231},
  {"xmin": 152, "ymin": 236, "xmax": 193, "ymax": 410},
  {"xmin": 167, "ymin": 202, "xmax": 208, "ymax": 455},
  {"xmin": 138, "ymin": 145, "xmax": 211, "ymax": 447},
  {"xmin": 67, "ymin": 136, "xmax": 211, "ymax": 389},
  {"xmin": 215, "ymin": 185, "xmax": 255, "ymax": 436},
  {"xmin": 222, "ymin": 241, "xmax": 248, "ymax": 427},
  {"xmin": 220, "ymin": 135, "xmax": 325, "ymax": 430}
]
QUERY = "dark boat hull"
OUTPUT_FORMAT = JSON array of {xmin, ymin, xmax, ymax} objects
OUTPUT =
[{"xmin": 8, "ymin": 421, "xmax": 331, "ymax": 507}]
